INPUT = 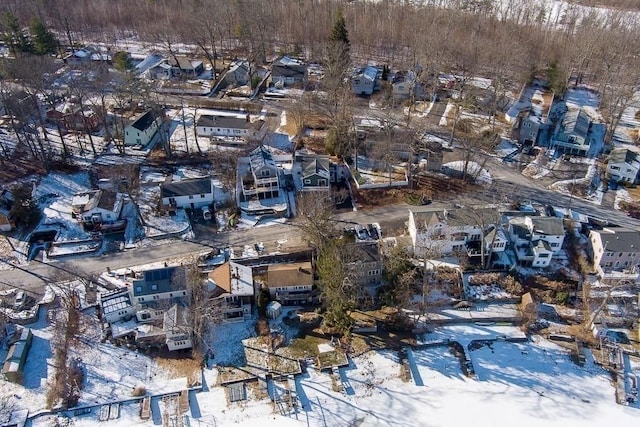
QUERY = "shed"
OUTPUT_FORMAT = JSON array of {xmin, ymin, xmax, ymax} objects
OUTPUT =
[{"xmin": 266, "ymin": 301, "xmax": 282, "ymax": 319}]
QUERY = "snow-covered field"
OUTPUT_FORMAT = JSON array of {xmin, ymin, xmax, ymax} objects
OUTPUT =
[{"xmin": 443, "ymin": 161, "xmax": 492, "ymax": 184}]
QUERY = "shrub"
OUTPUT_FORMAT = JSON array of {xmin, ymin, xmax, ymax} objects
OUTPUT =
[{"xmin": 132, "ymin": 386, "xmax": 146, "ymax": 397}]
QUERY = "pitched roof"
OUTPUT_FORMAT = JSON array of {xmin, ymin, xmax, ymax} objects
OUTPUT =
[
  {"xmin": 249, "ymin": 145, "xmax": 276, "ymax": 171},
  {"xmin": 207, "ymin": 261, "xmax": 254, "ymax": 296},
  {"xmin": 561, "ymin": 108, "xmax": 591, "ymax": 138},
  {"xmin": 267, "ymin": 262, "xmax": 314, "ymax": 288},
  {"xmin": 161, "ymin": 178, "xmax": 212, "ymax": 198},
  {"xmin": 130, "ymin": 111, "xmax": 157, "ymax": 131},
  {"xmin": 609, "ymin": 147, "xmax": 640, "ymax": 165},
  {"xmin": 196, "ymin": 114, "xmax": 249, "ymax": 130},
  {"xmin": 97, "ymin": 189, "xmax": 117, "ymax": 211},
  {"xmin": 592, "ymin": 227, "xmax": 640, "ymax": 253},
  {"xmin": 302, "ymin": 158, "xmax": 330, "ymax": 179},
  {"xmin": 272, "ymin": 56, "xmax": 307, "ymax": 78}
]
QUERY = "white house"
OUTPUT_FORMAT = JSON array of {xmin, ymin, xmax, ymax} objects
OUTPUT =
[
  {"xmin": 196, "ymin": 114, "xmax": 264, "ymax": 140},
  {"xmin": 408, "ymin": 208, "xmax": 504, "ymax": 263},
  {"xmin": 207, "ymin": 261, "xmax": 254, "ymax": 323},
  {"xmin": 163, "ymin": 304, "xmax": 193, "ymax": 351},
  {"xmin": 131, "ymin": 267, "xmax": 188, "ymax": 305},
  {"xmin": 352, "ymin": 66, "xmax": 379, "ymax": 96},
  {"xmin": 160, "ymin": 178, "xmax": 214, "ymax": 210},
  {"xmin": 508, "ymin": 216, "xmax": 565, "ymax": 267},
  {"xmin": 607, "ymin": 147, "xmax": 640, "ymax": 184},
  {"xmin": 98, "ymin": 288, "xmax": 136, "ymax": 324},
  {"xmin": 241, "ymin": 145, "xmax": 281, "ymax": 200},
  {"xmin": 588, "ymin": 227, "xmax": 640, "ymax": 281},
  {"xmin": 71, "ymin": 189, "xmax": 124, "ymax": 226},
  {"xmin": 124, "ymin": 111, "xmax": 161, "ymax": 147}
]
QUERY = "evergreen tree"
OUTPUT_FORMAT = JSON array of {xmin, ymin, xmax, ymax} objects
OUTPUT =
[
  {"xmin": 29, "ymin": 17, "xmax": 58, "ymax": 55},
  {"xmin": 329, "ymin": 10, "xmax": 350, "ymax": 47},
  {"xmin": 1, "ymin": 12, "xmax": 31, "ymax": 55},
  {"xmin": 113, "ymin": 51, "xmax": 131, "ymax": 72},
  {"xmin": 9, "ymin": 184, "xmax": 41, "ymax": 228}
]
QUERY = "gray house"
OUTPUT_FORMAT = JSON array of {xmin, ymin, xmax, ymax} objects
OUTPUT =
[
  {"xmin": 241, "ymin": 145, "xmax": 280, "ymax": 200},
  {"xmin": 131, "ymin": 266, "xmax": 188, "ymax": 304},
  {"xmin": 351, "ymin": 66, "xmax": 380, "ymax": 96},
  {"xmin": 550, "ymin": 108, "xmax": 602, "ymax": 157},
  {"xmin": 271, "ymin": 56, "xmax": 307, "ymax": 87}
]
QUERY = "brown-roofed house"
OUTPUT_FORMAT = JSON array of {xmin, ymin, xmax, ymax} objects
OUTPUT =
[{"xmin": 267, "ymin": 261, "xmax": 315, "ymax": 305}]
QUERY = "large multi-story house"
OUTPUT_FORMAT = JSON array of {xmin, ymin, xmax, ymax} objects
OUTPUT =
[
  {"xmin": 508, "ymin": 216, "xmax": 565, "ymax": 267},
  {"xmin": 270, "ymin": 56, "xmax": 307, "ymax": 87},
  {"xmin": 292, "ymin": 151, "xmax": 339, "ymax": 192},
  {"xmin": 240, "ymin": 145, "xmax": 280, "ymax": 201},
  {"xmin": 124, "ymin": 110, "xmax": 161, "ymax": 147},
  {"xmin": 408, "ymin": 208, "xmax": 507, "ymax": 264},
  {"xmin": 550, "ymin": 108, "xmax": 603, "ymax": 157},
  {"xmin": 266, "ymin": 261, "xmax": 315, "ymax": 305},
  {"xmin": 98, "ymin": 266, "xmax": 192, "ymax": 352},
  {"xmin": 588, "ymin": 227, "xmax": 640, "ymax": 282},
  {"xmin": 606, "ymin": 147, "xmax": 640, "ymax": 184},
  {"xmin": 351, "ymin": 66, "xmax": 380, "ymax": 96},
  {"xmin": 207, "ymin": 261, "xmax": 254, "ymax": 322},
  {"xmin": 346, "ymin": 242, "xmax": 384, "ymax": 286}
]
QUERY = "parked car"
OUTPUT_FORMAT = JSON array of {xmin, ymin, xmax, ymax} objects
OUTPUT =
[
  {"xmin": 14, "ymin": 291, "xmax": 26, "ymax": 310},
  {"xmin": 202, "ymin": 206, "xmax": 212, "ymax": 221}
]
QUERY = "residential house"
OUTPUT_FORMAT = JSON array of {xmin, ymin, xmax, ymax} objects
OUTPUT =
[
  {"xmin": 47, "ymin": 102, "xmax": 100, "ymax": 133},
  {"xmin": 196, "ymin": 114, "xmax": 265, "ymax": 140},
  {"xmin": 71, "ymin": 189, "xmax": 124, "ymax": 229},
  {"xmin": 241, "ymin": 145, "xmax": 281, "ymax": 201},
  {"xmin": 292, "ymin": 152, "xmax": 336, "ymax": 192},
  {"xmin": 163, "ymin": 304, "xmax": 193, "ymax": 351},
  {"xmin": 64, "ymin": 47, "xmax": 111, "ymax": 66},
  {"xmin": 131, "ymin": 266, "xmax": 188, "ymax": 305},
  {"xmin": 507, "ymin": 83, "xmax": 554, "ymax": 150},
  {"xmin": 145, "ymin": 61, "xmax": 173, "ymax": 80},
  {"xmin": 2, "ymin": 328, "xmax": 33, "ymax": 383},
  {"xmin": 508, "ymin": 216, "xmax": 565, "ymax": 267},
  {"xmin": 169, "ymin": 56, "xmax": 204, "ymax": 78},
  {"xmin": 135, "ymin": 52, "xmax": 167, "ymax": 78},
  {"xmin": 346, "ymin": 242, "xmax": 383, "ymax": 286},
  {"xmin": 352, "ymin": 66, "xmax": 380, "ymax": 96},
  {"xmin": 207, "ymin": 261, "xmax": 254, "ymax": 322},
  {"xmin": 606, "ymin": 147, "xmax": 640, "ymax": 184},
  {"xmin": 550, "ymin": 108, "xmax": 603, "ymax": 157},
  {"xmin": 392, "ymin": 70, "xmax": 426, "ymax": 100},
  {"xmin": 408, "ymin": 208, "xmax": 505, "ymax": 263},
  {"xmin": 266, "ymin": 261, "xmax": 315, "ymax": 305},
  {"xmin": 161, "ymin": 178, "xmax": 214, "ymax": 211},
  {"xmin": 588, "ymin": 227, "xmax": 640, "ymax": 281},
  {"xmin": 124, "ymin": 110, "xmax": 161, "ymax": 147},
  {"xmin": 98, "ymin": 288, "xmax": 136, "ymax": 324},
  {"xmin": 270, "ymin": 56, "xmax": 307, "ymax": 87},
  {"xmin": 223, "ymin": 60, "xmax": 251, "ymax": 86}
]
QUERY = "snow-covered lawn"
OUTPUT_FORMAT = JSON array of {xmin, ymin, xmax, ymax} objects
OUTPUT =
[
  {"xmin": 33, "ymin": 172, "xmax": 93, "ymax": 242},
  {"xmin": 443, "ymin": 161, "xmax": 492, "ymax": 184}
]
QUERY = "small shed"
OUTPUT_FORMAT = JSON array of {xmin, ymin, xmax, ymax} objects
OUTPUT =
[{"xmin": 266, "ymin": 301, "xmax": 282, "ymax": 319}]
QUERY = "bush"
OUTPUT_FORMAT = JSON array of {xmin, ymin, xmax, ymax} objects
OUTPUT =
[
  {"xmin": 131, "ymin": 386, "xmax": 146, "ymax": 397},
  {"xmin": 256, "ymin": 317, "xmax": 270, "ymax": 336}
]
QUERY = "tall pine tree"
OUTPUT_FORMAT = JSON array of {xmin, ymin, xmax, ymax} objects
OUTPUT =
[
  {"xmin": 2, "ymin": 12, "xmax": 32, "ymax": 55},
  {"xmin": 29, "ymin": 17, "xmax": 58, "ymax": 55}
]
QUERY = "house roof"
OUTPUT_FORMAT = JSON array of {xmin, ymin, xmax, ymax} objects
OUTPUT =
[
  {"xmin": 357, "ymin": 66, "xmax": 378, "ymax": 82},
  {"xmin": 163, "ymin": 303, "xmax": 189, "ymax": 331},
  {"xmin": 135, "ymin": 52, "xmax": 166, "ymax": 74},
  {"xmin": 207, "ymin": 261, "xmax": 254, "ymax": 296},
  {"xmin": 530, "ymin": 217, "xmax": 564, "ymax": 236},
  {"xmin": 228, "ymin": 61, "xmax": 250, "ymax": 74},
  {"xmin": 132, "ymin": 267, "xmax": 185, "ymax": 297},
  {"xmin": 249, "ymin": 145, "xmax": 276, "ymax": 171},
  {"xmin": 130, "ymin": 111, "xmax": 157, "ymax": 131},
  {"xmin": 267, "ymin": 261, "xmax": 314, "ymax": 288},
  {"xmin": 609, "ymin": 147, "xmax": 640, "ymax": 165},
  {"xmin": 560, "ymin": 108, "xmax": 591, "ymax": 139},
  {"xmin": 532, "ymin": 239, "xmax": 552, "ymax": 252},
  {"xmin": 302, "ymin": 158, "xmax": 330, "ymax": 179},
  {"xmin": 161, "ymin": 178, "xmax": 212, "ymax": 198},
  {"xmin": 411, "ymin": 207, "xmax": 500, "ymax": 231},
  {"xmin": 592, "ymin": 227, "xmax": 640, "ymax": 253},
  {"xmin": 196, "ymin": 114, "xmax": 249, "ymax": 130},
  {"xmin": 347, "ymin": 242, "xmax": 381, "ymax": 264},
  {"xmin": 272, "ymin": 56, "xmax": 307, "ymax": 78},
  {"xmin": 100, "ymin": 288, "xmax": 133, "ymax": 316},
  {"xmin": 170, "ymin": 56, "xmax": 201, "ymax": 71},
  {"xmin": 97, "ymin": 189, "xmax": 118, "ymax": 211}
]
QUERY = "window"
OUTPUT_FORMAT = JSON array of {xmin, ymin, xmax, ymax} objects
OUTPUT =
[
  {"xmin": 610, "ymin": 165, "xmax": 620, "ymax": 171},
  {"xmin": 550, "ymin": 242, "xmax": 559, "ymax": 247},
  {"xmin": 318, "ymin": 179, "xmax": 327, "ymax": 186},
  {"xmin": 619, "ymin": 252, "xmax": 623, "ymax": 257},
  {"xmin": 189, "ymin": 195, "xmax": 194, "ymax": 199},
  {"xmin": 200, "ymin": 194, "xmax": 206, "ymax": 198},
  {"xmin": 261, "ymin": 170, "xmax": 270, "ymax": 177},
  {"xmin": 538, "ymin": 253, "xmax": 550, "ymax": 258},
  {"xmin": 304, "ymin": 179, "xmax": 311, "ymax": 185},
  {"xmin": 135, "ymin": 286, "xmax": 143, "ymax": 293},
  {"xmin": 151, "ymin": 284, "xmax": 158, "ymax": 291}
]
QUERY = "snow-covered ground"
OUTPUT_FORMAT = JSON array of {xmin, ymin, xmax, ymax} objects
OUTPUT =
[{"xmin": 443, "ymin": 161, "xmax": 492, "ymax": 184}]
